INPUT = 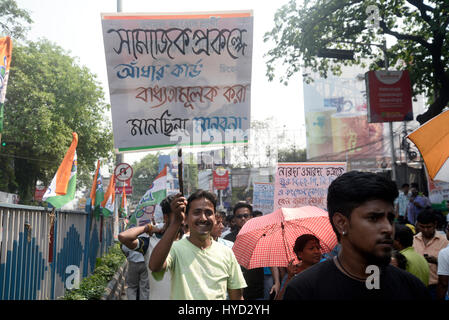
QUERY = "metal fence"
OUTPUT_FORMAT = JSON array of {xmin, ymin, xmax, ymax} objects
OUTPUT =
[{"xmin": 0, "ymin": 203, "xmax": 115, "ymax": 300}]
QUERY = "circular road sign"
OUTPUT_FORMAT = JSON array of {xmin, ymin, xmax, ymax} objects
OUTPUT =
[{"xmin": 114, "ymin": 163, "xmax": 133, "ymax": 182}]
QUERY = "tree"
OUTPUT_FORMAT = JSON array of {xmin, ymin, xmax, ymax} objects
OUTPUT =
[
  {"xmin": 0, "ymin": 0, "xmax": 32, "ymax": 40},
  {"xmin": 278, "ymin": 146, "xmax": 307, "ymax": 162},
  {"xmin": 264, "ymin": 0, "xmax": 449, "ymax": 125},
  {"xmin": 1, "ymin": 40, "xmax": 113, "ymax": 203}
]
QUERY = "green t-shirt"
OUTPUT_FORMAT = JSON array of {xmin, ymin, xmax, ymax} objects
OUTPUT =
[
  {"xmin": 152, "ymin": 237, "xmax": 247, "ymax": 300},
  {"xmin": 400, "ymin": 246, "xmax": 430, "ymax": 286}
]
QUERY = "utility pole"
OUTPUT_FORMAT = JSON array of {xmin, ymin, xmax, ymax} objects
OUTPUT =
[
  {"xmin": 114, "ymin": 0, "xmax": 124, "ymax": 239},
  {"xmin": 381, "ymin": 40, "xmax": 398, "ymax": 182}
]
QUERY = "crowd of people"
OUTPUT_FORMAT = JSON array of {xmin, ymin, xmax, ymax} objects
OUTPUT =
[{"xmin": 117, "ymin": 171, "xmax": 449, "ymax": 300}]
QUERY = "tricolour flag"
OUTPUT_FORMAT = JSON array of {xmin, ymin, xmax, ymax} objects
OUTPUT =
[
  {"xmin": 43, "ymin": 132, "xmax": 78, "ymax": 209},
  {"xmin": 0, "ymin": 36, "xmax": 13, "ymax": 135},
  {"xmin": 128, "ymin": 165, "xmax": 167, "ymax": 228},
  {"xmin": 90, "ymin": 160, "xmax": 104, "ymax": 219},
  {"xmin": 101, "ymin": 174, "xmax": 115, "ymax": 218},
  {"xmin": 137, "ymin": 165, "xmax": 168, "ymax": 209},
  {"xmin": 119, "ymin": 185, "xmax": 128, "ymax": 218}
]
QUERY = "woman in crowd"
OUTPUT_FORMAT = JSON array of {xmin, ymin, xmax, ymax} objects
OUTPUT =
[{"xmin": 276, "ymin": 234, "xmax": 322, "ymax": 299}]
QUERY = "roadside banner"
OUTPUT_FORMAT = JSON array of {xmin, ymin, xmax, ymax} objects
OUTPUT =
[
  {"xmin": 252, "ymin": 182, "xmax": 274, "ymax": 214},
  {"xmin": 274, "ymin": 162, "xmax": 346, "ymax": 211}
]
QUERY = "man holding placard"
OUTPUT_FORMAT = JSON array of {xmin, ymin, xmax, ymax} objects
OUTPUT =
[{"xmin": 149, "ymin": 190, "xmax": 247, "ymax": 300}]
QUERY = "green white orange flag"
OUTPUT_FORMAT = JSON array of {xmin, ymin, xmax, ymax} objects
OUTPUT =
[
  {"xmin": 136, "ymin": 165, "xmax": 167, "ymax": 209},
  {"xmin": 119, "ymin": 185, "xmax": 128, "ymax": 218},
  {"xmin": 0, "ymin": 36, "xmax": 13, "ymax": 136},
  {"xmin": 127, "ymin": 165, "xmax": 167, "ymax": 229},
  {"xmin": 43, "ymin": 132, "xmax": 78, "ymax": 208},
  {"xmin": 90, "ymin": 160, "xmax": 105, "ymax": 219},
  {"xmin": 101, "ymin": 174, "xmax": 115, "ymax": 218}
]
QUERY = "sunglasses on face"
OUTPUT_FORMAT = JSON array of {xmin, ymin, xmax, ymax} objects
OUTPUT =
[{"xmin": 236, "ymin": 214, "xmax": 249, "ymax": 219}]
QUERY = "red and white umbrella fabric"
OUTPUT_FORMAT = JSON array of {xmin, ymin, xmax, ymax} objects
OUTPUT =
[{"xmin": 232, "ymin": 206, "xmax": 338, "ymax": 269}]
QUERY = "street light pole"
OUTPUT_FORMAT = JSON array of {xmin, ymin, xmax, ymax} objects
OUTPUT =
[
  {"xmin": 381, "ymin": 40, "xmax": 398, "ymax": 182},
  {"xmin": 114, "ymin": 0, "xmax": 124, "ymax": 239}
]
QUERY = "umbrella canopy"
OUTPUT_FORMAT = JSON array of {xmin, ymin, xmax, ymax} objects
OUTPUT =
[
  {"xmin": 407, "ymin": 109, "xmax": 449, "ymax": 182},
  {"xmin": 232, "ymin": 206, "xmax": 338, "ymax": 269}
]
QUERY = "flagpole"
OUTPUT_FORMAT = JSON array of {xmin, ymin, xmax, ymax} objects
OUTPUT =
[{"xmin": 178, "ymin": 148, "xmax": 184, "ymax": 195}]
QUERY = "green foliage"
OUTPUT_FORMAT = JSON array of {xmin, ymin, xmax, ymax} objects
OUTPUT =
[
  {"xmin": 0, "ymin": 0, "xmax": 32, "ymax": 40},
  {"xmin": 61, "ymin": 242, "xmax": 126, "ymax": 300},
  {"xmin": 1, "ymin": 39, "xmax": 113, "ymax": 203},
  {"xmin": 264, "ymin": 0, "xmax": 449, "ymax": 124},
  {"xmin": 278, "ymin": 147, "xmax": 307, "ymax": 162}
]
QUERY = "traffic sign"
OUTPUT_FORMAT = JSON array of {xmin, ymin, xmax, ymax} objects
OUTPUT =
[{"xmin": 114, "ymin": 163, "xmax": 133, "ymax": 182}]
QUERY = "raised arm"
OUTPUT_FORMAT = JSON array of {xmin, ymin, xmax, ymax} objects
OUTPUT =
[
  {"xmin": 118, "ymin": 224, "xmax": 153, "ymax": 250},
  {"xmin": 149, "ymin": 193, "xmax": 186, "ymax": 272}
]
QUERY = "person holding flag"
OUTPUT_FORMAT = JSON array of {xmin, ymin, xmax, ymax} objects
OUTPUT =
[{"xmin": 42, "ymin": 132, "xmax": 78, "ymax": 209}]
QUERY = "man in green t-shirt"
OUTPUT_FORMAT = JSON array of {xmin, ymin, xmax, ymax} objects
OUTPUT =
[
  {"xmin": 149, "ymin": 190, "xmax": 247, "ymax": 300},
  {"xmin": 393, "ymin": 223, "xmax": 430, "ymax": 286}
]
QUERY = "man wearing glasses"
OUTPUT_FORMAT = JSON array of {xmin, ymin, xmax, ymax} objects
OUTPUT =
[
  {"xmin": 225, "ymin": 202, "xmax": 265, "ymax": 300},
  {"xmin": 224, "ymin": 202, "xmax": 252, "ymax": 242}
]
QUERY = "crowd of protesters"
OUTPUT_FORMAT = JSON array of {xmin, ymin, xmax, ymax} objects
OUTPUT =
[{"xmin": 118, "ymin": 171, "xmax": 449, "ymax": 300}]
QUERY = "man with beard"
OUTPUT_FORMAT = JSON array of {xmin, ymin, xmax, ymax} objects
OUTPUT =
[
  {"xmin": 283, "ymin": 171, "xmax": 430, "ymax": 300},
  {"xmin": 149, "ymin": 190, "xmax": 247, "ymax": 300}
]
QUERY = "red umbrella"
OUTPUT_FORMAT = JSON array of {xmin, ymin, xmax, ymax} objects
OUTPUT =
[{"xmin": 232, "ymin": 206, "xmax": 338, "ymax": 269}]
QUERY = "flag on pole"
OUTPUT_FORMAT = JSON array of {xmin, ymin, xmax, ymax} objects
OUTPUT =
[
  {"xmin": 101, "ymin": 174, "xmax": 115, "ymax": 218},
  {"xmin": 0, "ymin": 36, "xmax": 13, "ymax": 136},
  {"xmin": 127, "ymin": 165, "xmax": 168, "ymax": 228},
  {"xmin": 43, "ymin": 132, "xmax": 78, "ymax": 209},
  {"xmin": 90, "ymin": 160, "xmax": 104, "ymax": 219},
  {"xmin": 119, "ymin": 184, "xmax": 128, "ymax": 218},
  {"xmin": 137, "ymin": 165, "xmax": 168, "ymax": 209}
]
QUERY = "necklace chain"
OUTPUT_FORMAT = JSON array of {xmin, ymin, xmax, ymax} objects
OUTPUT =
[{"xmin": 335, "ymin": 255, "xmax": 367, "ymax": 282}]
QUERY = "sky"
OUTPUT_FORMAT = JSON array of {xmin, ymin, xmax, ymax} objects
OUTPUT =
[{"xmin": 15, "ymin": 0, "xmax": 306, "ymax": 165}]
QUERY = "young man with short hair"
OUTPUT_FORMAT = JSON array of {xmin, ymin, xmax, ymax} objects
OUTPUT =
[
  {"xmin": 118, "ymin": 195, "xmax": 175, "ymax": 300},
  {"xmin": 413, "ymin": 209, "xmax": 449, "ymax": 298},
  {"xmin": 149, "ymin": 190, "xmax": 246, "ymax": 300},
  {"xmin": 283, "ymin": 171, "xmax": 430, "ymax": 300}
]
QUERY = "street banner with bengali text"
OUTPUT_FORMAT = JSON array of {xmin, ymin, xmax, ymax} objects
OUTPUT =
[
  {"xmin": 274, "ymin": 162, "xmax": 346, "ymax": 211},
  {"xmin": 0, "ymin": 36, "xmax": 13, "ymax": 134},
  {"xmin": 101, "ymin": 11, "xmax": 253, "ymax": 152},
  {"xmin": 252, "ymin": 182, "xmax": 274, "ymax": 214},
  {"xmin": 365, "ymin": 70, "xmax": 413, "ymax": 123}
]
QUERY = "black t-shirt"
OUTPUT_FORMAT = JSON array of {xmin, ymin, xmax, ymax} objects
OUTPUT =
[
  {"xmin": 223, "ymin": 229, "xmax": 264, "ymax": 299},
  {"xmin": 283, "ymin": 259, "xmax": 431, "ymax": 300},
  {"xmin": 224, "ymin": 230, "xmax": 239, "ymax": 242},
  {"xmin": 241, "ymin": 266, "xmax": 265, "ymax": 300}
]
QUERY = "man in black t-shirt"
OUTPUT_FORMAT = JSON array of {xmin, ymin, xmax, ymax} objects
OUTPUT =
[{"xmin": 284, "ymin": 171, "xmax": 431, "ymax": 300}]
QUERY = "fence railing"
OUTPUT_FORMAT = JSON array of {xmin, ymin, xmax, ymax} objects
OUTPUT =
[{"xmin": 0, "ymin": 203, "xmax": 115, "ymax": 300}]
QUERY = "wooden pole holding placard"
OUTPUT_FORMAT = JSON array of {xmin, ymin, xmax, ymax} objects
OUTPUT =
[{"xmin": 178, "ymin": 148, "xmax": 184, "ymax": 195}]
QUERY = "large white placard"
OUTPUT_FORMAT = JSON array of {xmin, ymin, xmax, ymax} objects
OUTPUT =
[
  {"xmin": 274, "ymin": 162, "xmax": 346, "ymax": 211},
  {"xmin": 101, "ymin": 11, "xmax": 253, "ymax": 152}
]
